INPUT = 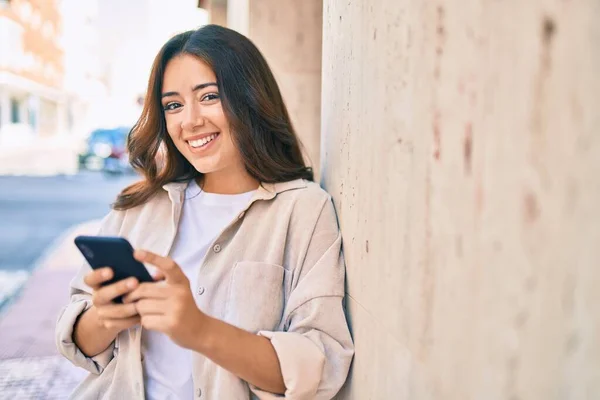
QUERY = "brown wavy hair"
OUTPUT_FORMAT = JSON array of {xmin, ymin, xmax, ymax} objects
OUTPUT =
[{"xmin": 113, "ymin": 25, "xmax": 313, "ymax": 210}]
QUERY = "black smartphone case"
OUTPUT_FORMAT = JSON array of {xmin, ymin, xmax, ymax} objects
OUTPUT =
[{"xmin": 74, "ymin": 235, "xmax": 153, "ymax": 303}]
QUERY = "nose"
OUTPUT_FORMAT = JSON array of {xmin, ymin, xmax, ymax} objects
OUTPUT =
[{"xmin": 180, "ymin": 102, "xmax": 205, "ymax": 131}]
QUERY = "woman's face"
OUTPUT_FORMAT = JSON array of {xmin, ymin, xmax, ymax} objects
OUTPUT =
[{"xmin": 161, "ymin": 54, "xmax": 242, "ymax": 176}]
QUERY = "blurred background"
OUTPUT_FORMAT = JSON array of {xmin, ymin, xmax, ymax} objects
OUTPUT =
[
  {"xmin": 0, "ymin": 0, "xmax": 208, "ymax": 397},
  {"xmin": 1, "ymin": 0, "xmax": 599, "ymax": 399},
  {"xmin": 0, "ymin": 0, "xmax": 207, "ymax": 175}
]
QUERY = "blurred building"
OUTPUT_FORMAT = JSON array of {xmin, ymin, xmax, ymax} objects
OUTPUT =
[
  {"xmin": 0, "ymin": 0, "xmax": 207, "ymax": 175},
  {"xmin": 0, "ymin": 0, "xmax": 65, "ymax": 145}
]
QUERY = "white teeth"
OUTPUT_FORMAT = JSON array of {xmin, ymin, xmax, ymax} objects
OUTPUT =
[{"xmin": 189, "ymin": 133, "xmax": 218, "ymax": 148}]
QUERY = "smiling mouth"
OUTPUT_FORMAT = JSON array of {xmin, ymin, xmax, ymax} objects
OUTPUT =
[{"xmin": 187, "ymin": 133, "xmax": 219, "ymax": 149}]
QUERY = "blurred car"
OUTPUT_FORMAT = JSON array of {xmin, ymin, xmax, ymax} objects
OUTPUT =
[{"xmin": 78, "ymin": 127, "xmax": 133, "ymax": 174}]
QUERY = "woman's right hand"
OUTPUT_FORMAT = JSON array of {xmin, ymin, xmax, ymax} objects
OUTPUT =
[{"xmin": 83, "ymin": 267, "xmax": 141, "ymax": 334}]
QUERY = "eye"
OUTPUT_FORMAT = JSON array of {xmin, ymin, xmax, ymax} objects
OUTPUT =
[
  {"xmin": 201, "ymin": 93, "xmax": 220, "ymax": 102},
  {"xmin": 163, "ymin": 102, "xmax": 182, "ymax": 111}
]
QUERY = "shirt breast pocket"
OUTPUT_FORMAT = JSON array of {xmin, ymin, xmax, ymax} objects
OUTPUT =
[{"xmin": 224, "ymin": 261, "xmax": 287, "ymax": 333}]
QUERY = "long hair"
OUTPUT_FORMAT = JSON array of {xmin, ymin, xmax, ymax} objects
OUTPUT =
[{"xmin": 113, "ymin": 25, "xmax": 313, "ymax": 210}]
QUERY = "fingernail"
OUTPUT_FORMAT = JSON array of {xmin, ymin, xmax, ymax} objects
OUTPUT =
[
  {"xmin": 127, "ymin": 279, "xmax": 137, "ymax": 289},
  {"xmin": 102, "ymin": 269, "xmax": 111, "ymax": 278},
  {"xmin": 136, "ymin": 250, "xmax": 146, "ymax": 258}
]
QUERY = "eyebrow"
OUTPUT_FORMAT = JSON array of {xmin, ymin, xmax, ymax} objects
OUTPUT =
[{"xmin": 161, "ymin": 82, "xmax": 218, "ymax": 99}]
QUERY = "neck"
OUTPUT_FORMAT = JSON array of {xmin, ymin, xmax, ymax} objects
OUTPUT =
[{"xmin": 199, "ymin": 167, "xmax": 259, "ymax": 195}]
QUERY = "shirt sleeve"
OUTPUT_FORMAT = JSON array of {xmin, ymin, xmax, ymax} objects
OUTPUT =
[
  {"xmin": 54, "ymin": 210, "xmax": 125, "ymax": 374},
  {"xmin": 251, "ymin": 197, "xmax": 354, "ymax": 399}
]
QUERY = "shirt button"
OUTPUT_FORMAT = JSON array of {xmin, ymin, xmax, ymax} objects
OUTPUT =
[
  {"xmin": 197, "ymin": 287, "xmax": 205, "ymax": 295},
  {"xmin": 197, "ymin": 388, "xmax": 202, "ymax": 397},
  {"xmin": 213, "ymin": 244, "xmax": 221, "ymax": 253}
]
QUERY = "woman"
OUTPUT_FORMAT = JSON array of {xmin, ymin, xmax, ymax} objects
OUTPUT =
[{"xmin": 56, "ymin": 24, "xmax": 353, "ymax": 400}]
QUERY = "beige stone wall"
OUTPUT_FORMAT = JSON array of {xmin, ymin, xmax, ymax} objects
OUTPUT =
[
  {"xmin": 228, "ymin": 0, "xmax": 323, "ymax": 178},
  {"xmin": 321, "ymin": 1, "xmax": 600, "ymax": 399}
]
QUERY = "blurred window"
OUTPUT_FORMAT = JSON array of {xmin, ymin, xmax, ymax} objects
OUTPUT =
[
  {"xmin": 10, "ymin": 98, "xmax": 20, "ymax": 123},
  {"xmin": 28, "ymin": 106, "xmax": 37, "ymax": 128}
]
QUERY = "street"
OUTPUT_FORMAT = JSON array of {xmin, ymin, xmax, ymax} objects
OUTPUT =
[
  {"xmin": 0, "ymin": 172, "xmax": 136, "ymax": 272},
  {"xmin": 0, "ymin": 172, "xmax": 137, "ymax": 310}
]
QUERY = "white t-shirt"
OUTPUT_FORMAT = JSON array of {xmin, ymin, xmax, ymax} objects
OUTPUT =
[{"xmin": 142, "ymin": 179, "xmax": 255, "ymax": 400}]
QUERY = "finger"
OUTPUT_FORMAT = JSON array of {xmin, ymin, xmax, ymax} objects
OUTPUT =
[
  {"xmin": 83, "ymin": 267, "xmax": 113, "ymax": 289},
  {"xmin": 103, "ymin": 316, "xmax": 141, "ymax": 331},
  {"xmin": 134, "ymin": 250, "xmax": 187, "ymax": 285},
  {"xmin": 122, "ymin": 282, "xmax": 170, "ymax": 303},
  {"xmin": 135, "ymin": 299, "xmax": 166, "ymax": 316},
  {"xmin": 93, "ymin": 277, "xmax": 139, "ymax": 306},
  {"xmin": 96, "ymin": 302, "xmax": 138, "ymax": 319}
]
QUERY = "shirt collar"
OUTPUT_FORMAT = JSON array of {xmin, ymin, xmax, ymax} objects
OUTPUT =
[{"xmin": 161, "ymin": 179, "xmax": 307, "ymax": 201}]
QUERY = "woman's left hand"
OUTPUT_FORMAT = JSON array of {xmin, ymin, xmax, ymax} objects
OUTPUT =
[{"xmin": 123, "ymin": 250, "xmax": 210, "ymax": 349}]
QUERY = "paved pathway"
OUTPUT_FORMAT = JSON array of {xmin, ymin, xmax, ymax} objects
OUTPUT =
[{"xmin": 0, "ymin": 221, "xmax": 100, "ymax": 399}]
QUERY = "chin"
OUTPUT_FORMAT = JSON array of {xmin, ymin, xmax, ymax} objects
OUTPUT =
[{"xmin": 189, "ymin": 161, "xmax": 218, "ymax": 175}]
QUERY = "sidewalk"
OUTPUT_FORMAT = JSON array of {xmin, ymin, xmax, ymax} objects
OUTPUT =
[{"xmin": 0, "ymin": 220, "xmax": 101, "ymax": 399}]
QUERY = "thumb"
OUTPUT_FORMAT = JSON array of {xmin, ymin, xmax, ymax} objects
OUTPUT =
[{"xmin": 134, "ymin": 250, "xmax": 187, "ymax": 285}]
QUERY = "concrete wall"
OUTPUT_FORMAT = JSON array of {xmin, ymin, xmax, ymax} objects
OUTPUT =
[
  {"xmin": 321, "ymin": 1, "xmax": 600, "ymax": 399},
  {"xmin": 228, "ymin": 0, "xmax": 323, "ymax": 178}
]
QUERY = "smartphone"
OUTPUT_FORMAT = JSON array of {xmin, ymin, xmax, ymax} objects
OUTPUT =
[{"xmin": 74, "ymin": 235, "xmax": 153, "ymax": 303}]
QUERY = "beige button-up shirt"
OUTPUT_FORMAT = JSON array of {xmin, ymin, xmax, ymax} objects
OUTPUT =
[{"xmin": 55, "ymin": 179, "xmax": 354, "ymax": 399}]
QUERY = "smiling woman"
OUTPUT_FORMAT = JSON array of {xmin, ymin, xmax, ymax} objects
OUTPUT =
[
  {"xmin": 56, "ymin": 24, "xmax": 353, "ymax": 400},
  {"xmin": 114, "ymin": 26, "xmax": 313, "ymax": 208}
]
